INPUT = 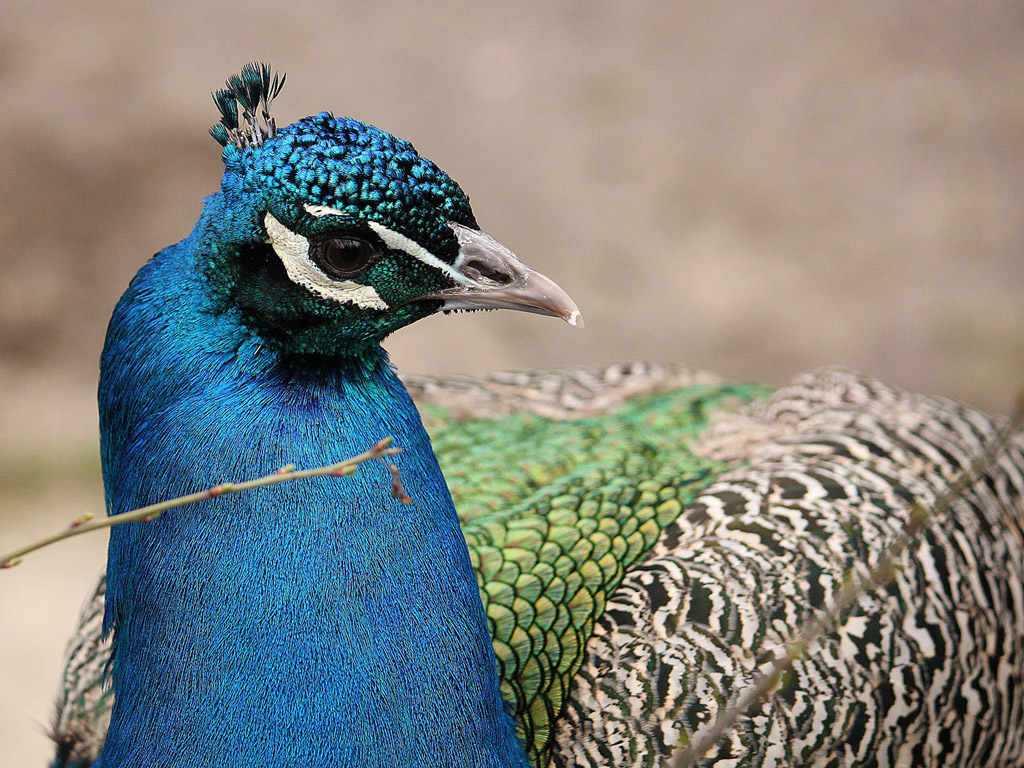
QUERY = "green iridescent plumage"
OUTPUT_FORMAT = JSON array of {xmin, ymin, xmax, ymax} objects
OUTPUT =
[{"xmin": 421, "ymin": 378, "xmax": 767, "ymax": 764}]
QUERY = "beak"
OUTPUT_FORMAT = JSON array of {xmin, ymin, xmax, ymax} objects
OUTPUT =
[{"xmin": 417, "ymin": 223, "xmax": 583, "ymax": 328}]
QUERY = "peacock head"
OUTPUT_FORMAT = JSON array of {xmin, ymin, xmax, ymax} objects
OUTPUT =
[{"xmin": 199, "ymin": 63, "xmax": 581, "ymax": 358}]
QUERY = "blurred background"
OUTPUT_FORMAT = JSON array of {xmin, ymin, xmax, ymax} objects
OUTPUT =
[{"xmin": 2, "ymin": 1, "xmax": 1022, "ymax": 763}]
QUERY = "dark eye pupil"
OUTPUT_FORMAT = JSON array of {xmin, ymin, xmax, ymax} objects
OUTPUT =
[{"xmin": 313, "ymin": 237, "xmax": 374, "ymax": 277}]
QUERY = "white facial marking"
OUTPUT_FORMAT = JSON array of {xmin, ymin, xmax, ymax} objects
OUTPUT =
[
  {"xmin": 303, "ymin": 203, "xmax": 469, "ymax": 285},
  {"xmin": 263, "ymin": 213, "xmax": 389, "ymax": 310},
  {"xmin": 366, "ymin": 222, "xmax": 470, "ymax": 285},
  {"xmin": 304, "ymin": 204, "xmax": 347, "ymax": 218}
]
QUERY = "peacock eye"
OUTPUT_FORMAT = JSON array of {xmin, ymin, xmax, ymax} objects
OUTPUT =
[{"xmin": 309, "ymin": 236, "xmax": 377, "ymax": 279}]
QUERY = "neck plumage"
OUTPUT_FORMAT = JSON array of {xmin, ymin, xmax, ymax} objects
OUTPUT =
[{"xmin": 96, "ymin": 238, "xmax": 526, "ymax": 767}]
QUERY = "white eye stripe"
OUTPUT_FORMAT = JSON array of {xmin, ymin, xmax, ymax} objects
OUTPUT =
[
  {"xmin": 303, "ymin": 203, "xmax": 469, "ymax": 285},
  {"xmin": 304, "ymin": 204, "xmax": 348, "ymax": 218},
  {"xmin": 263, "ymin": 213, "xmax": 389, "ymax": 310}
]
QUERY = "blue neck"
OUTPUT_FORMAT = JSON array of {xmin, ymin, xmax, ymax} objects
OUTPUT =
[{"xmin": 96, "ymin": 236, "xmax": 527, "ymax": 767}]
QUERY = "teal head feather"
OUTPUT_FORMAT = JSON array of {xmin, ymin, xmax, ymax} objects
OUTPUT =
[{"xmin": 192, "ymin": 63, "xmax": 579, "ymax": 360}]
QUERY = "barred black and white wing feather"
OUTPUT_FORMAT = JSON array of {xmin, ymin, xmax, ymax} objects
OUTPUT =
[{"xmin": 556, "ymin": 369, "xmax": 1024, "ymax": 767}]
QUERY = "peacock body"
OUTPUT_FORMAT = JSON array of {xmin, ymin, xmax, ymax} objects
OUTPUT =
[{"xmin": 44, "ymin": 66, "xmax": 1024, "ymax": 767}]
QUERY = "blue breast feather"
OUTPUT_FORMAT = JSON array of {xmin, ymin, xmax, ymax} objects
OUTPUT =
[{"xmin": 97, "ymin": 235, "xmax": 528, "ymax": 766}]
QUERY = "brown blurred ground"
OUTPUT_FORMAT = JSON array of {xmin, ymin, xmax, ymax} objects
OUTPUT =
[{"xmin": 2, "ymin": 1, "xmax": 1023, "ymax": 764}]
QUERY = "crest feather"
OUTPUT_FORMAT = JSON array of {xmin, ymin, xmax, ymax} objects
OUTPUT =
[{"xmin": 210, "ymin": 63, "xmax": 287, "ymax": 149}]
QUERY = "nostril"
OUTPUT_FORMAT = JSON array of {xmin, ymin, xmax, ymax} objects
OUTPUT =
[{"xmin": 463, "ymin": 257, "xmax": 515, "ymax": 286}]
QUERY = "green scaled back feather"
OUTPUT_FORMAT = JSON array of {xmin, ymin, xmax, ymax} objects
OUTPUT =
[{"xmin": 413, "ymin": 373, "xmax": 767, "ymax": 765}]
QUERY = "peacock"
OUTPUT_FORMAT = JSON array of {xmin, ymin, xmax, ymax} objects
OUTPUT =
[{"xmin": 36, "ymin": 64, "xmax": 1024, "ymax": 767}]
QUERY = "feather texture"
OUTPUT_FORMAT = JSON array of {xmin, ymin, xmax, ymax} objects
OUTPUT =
[
  {"xmin": 52, "ymin": 365, "xmax": 1024, "ymax": 766},
  {"xmin": 38, "ymin": 66, "xmax": 1024, "ymax": 768}
]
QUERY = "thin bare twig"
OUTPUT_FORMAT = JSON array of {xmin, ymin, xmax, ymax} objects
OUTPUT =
[
  {"xmin": 1, "ymin": 437, "xmax": 401, "ymax": 569},
  {"xmin": 387, "ymin": 462, "xmax": 413, "ymax": 504},
  {"xmin": 672, "ymin": 388, "xmax": 1024, "ymax": 768}
]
